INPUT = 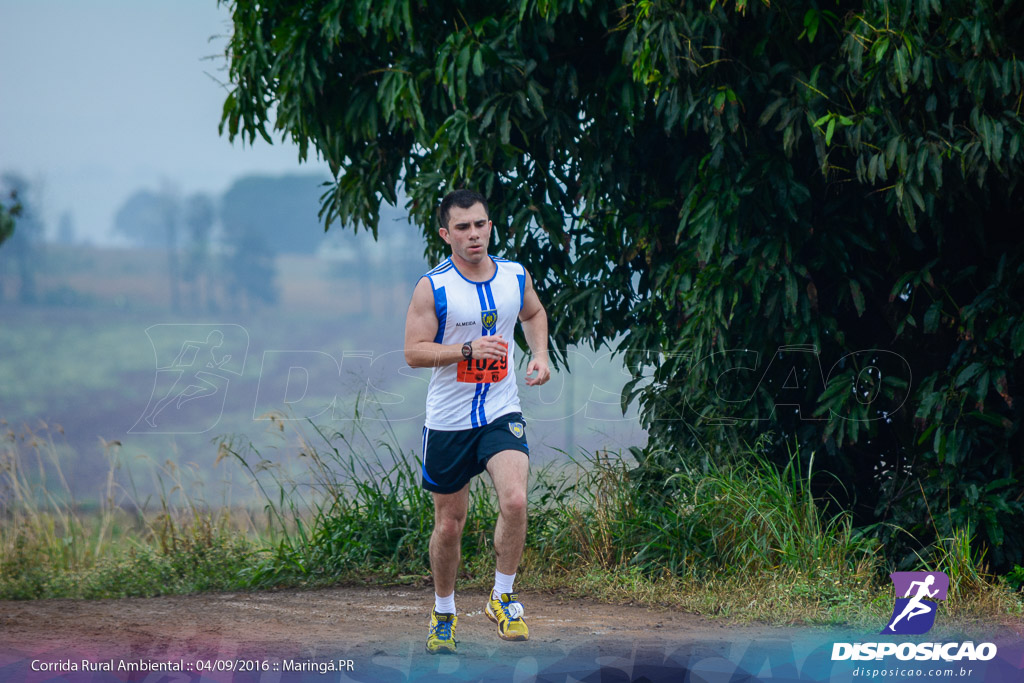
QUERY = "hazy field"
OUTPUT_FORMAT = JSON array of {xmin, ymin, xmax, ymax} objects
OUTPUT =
[{"xmin": 1, "ymin": 245, "xmax": 646, "ymax": 504}]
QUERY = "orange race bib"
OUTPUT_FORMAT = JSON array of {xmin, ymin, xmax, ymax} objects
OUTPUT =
[{"xmin": 457, "ymin": 354, "xmax": 509, "ymax": 384}]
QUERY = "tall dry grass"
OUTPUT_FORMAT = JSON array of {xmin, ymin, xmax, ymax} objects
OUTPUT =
[
  {"xmin": 0, "ymin": 421, "xmax": 257, "ymax": 599},
  {"xmin": 2, "ymin": 417, "xmax": 1019, "ymax": 629}
]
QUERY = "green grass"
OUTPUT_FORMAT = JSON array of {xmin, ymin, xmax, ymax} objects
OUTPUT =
[
  {"xmin": 215, "ymin": 416, "xmax": 495, "ymax": 588},
  {"xmin": 2, "ymin": 418, "xmax": 1021, "ymax": 631},
  {"xmin": 528, "ymin": 443, "xmax": 880, "ymax": 578},
  {"xmin": 202, "ymin": 419, "xmax": 1023, "ymax": 628},
  {"xmin": 0, "ymin": 423, "xmax": 258, "ymax": 599}
]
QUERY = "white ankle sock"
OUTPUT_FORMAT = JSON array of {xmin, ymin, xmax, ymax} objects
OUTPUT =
[
  {"xmin": 492, "ymin": 570, "xmax": 516, "ymax": 598},
  {"xmin": 434, "ymin": 592, "xmax": 456, "ymax": 615}
]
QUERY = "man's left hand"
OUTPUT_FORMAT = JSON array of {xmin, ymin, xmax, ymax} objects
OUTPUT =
[{"xmin": 524, "ymin": 357, "xmax": 550, "ymax": 386}]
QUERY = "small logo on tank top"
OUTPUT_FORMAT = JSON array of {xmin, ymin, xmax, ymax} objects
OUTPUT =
[{"xmin": 482, "ymin": 309, "xmax": 498, "ymax": 331}]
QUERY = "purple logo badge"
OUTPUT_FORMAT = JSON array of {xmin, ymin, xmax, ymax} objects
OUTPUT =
[{"xmin": 882, "ymin": 571, "xmax": 949, "ymax": 635}]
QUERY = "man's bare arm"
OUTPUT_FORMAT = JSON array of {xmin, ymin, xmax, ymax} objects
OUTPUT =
[{"xmin": 519, "ymin": 270, "xmax": 550, "ymax": 386}]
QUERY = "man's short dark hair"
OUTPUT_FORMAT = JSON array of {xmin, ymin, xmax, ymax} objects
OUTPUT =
[{"xmin": 438, "ymin": 189, "xmax": 488, "ymax": 229}]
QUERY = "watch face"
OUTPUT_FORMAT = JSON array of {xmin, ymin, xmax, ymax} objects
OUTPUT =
[{"xmin": 462, "ymin": 343, "xmax": 472, "ymax": 360}]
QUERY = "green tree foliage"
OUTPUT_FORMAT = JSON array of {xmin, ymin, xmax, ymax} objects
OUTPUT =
[
  {"xmin": 225, "ymin": 233, "xmax": 278, "ymax": 308},
  {"xmin": 113, "ymin": 189, "xmax": 176, "ymax": 249},
  {"xmin": 220, "ymin": 173, "xmax": 331, "ymax": 254},
  {"xmin": 0, "ymin": 174, "xmax": 42, "ymax": 304},
  {"xmin": 183, "ymin": 193, "xmax": 218, "ymax": 311},
  {"xmin": 114, "ymin": 187, "xmax": 182, "ymax": 311},
  {"xmin": 219, "ymin": 174, "xmax": 329, "ymax": 308},
  {"xmin": 220, "ymin": 0, "xmax": 1024, "ymax": 569},
  {"xmin": 0, "ymin": 189, "xmax": 21, "ymax": 249}
]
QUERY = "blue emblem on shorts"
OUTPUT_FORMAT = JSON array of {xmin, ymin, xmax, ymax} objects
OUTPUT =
[
  {"xmin": 481, "ymin": 309, "xmax": 498, "ymax": 332},
  {"xmin": 509, "ymin": 422, "xmax": 524, "ymax": 439}
]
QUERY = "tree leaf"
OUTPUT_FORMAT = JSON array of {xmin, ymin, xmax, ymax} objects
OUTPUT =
[
  {"xmin": 850, "ymin": 279, "xmax": 865, "ymax": 317},
  {"xmin": 956, "ymin": 362, "xmax": 984, "ymax": 388},
  {"xmin": 923, "ymin": 301, "xmax": 942, "ymax": 333},
  {"xmin": 874, "ymin": 37, "xmax": 890, "ymax": 63},
  {"xmin": 759, "ymin": 97, "xmax": 788, "ymax": 126}
]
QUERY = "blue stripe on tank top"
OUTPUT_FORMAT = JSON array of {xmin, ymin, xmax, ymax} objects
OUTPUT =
[
  {"xmin": 517, "ymin": 272, "xmax": 525, "ymax": 310},
  {"xmin": 477, "ymin": 280, "xmax": 499, "ymax": 424},
  {"xmin": 476, "ymin": 283, "xmax": 488, "ymax": 313},
  {"xmin": 428, "ymin": 258, "xmax": 453, "ymax": 275},
  {"xmin": 470, "ymin": 283, "xmax": 489, "ymax": 427},
  {"xmin": 432, "ymin": 285, "xmax": 447, "ymax": 344}
]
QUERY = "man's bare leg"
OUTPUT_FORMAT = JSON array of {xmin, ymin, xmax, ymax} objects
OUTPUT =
[
  {"xmin": 430, "ymin": 484, "xmax": 470, "ymax": 600},
  {"xmin": 484, "ymin": 449, "xmax": 530, "ymax": 640},
  {"xmin": 486, "ymin": 450, "xmax": 530, "ymax": 575}
]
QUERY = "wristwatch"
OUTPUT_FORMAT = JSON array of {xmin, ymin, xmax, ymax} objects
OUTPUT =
[{"xmin": 461, "ymin": 342, "xmax": 473, "ymax": 361}]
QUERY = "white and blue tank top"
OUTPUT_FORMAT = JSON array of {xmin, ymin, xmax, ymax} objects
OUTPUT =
[{"xmin": 422, "ymin": 256, "xmax": 526, "ymax": 431}]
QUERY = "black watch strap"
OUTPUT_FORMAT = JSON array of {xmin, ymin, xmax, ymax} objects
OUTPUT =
[{"xmin": 461, "ymin": 342, "xmax": 473, "ymax": 360}]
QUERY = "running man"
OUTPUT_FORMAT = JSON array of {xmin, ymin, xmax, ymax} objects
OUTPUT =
[
  {"xmin": 404, "ymin": 189, "xmax": 550, "ymax": 654},
  {"xmin": 886, "ymin": 574, "xmax": 939, "ymax": 632}
]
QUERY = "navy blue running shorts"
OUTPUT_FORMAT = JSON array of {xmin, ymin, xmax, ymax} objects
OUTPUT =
[{"xmin": 420, "ymin": 412, "xmax": 529, "ymax": 494}]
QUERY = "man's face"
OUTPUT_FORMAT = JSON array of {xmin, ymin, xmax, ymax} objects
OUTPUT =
[{"xmin": 440, "ymin": 202, "xmax": 492, "ymax": 266}]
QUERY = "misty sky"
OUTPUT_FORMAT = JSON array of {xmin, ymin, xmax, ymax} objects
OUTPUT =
[{"xmin": 0, "ymin": 0, "xmax": 329, "ymax": 244}]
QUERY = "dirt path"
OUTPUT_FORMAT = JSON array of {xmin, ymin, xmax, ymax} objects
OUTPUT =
[
  {"xmin": 2, "ymin": 587, "xmax": 1021, "ymax": 682},
  {"xmin": 0, "ymin": 586, "xmax": 806, "ymax": 681}
]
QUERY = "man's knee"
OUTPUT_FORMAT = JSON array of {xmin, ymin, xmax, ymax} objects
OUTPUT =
[
  {"xmin": 434, "ymin": 513, "xmax": 467, "ymax": 541},
  {"xmin": 500, "ymin": 491, "xmax": 528, "ymax": 520}
]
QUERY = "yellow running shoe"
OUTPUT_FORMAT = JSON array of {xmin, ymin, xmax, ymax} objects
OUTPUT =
[
  {"xmin": 425, "ymin": 608, "xmax": 457, "ymax": 654},
  {"xmin": 485, "ymin": 592, "xmax": 529, "ymax": 641}
]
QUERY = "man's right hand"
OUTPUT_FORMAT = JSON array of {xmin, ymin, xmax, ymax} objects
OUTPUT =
[{"xmin": 470, "ymin": 335, "xmax": 509, "ymax": 360}]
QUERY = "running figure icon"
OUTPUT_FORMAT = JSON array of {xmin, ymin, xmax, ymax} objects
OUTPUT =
[
  {"xmin": 886, "ymin": 574, "xmax": 939, "ymax": 632},
  {"xmin": 131, "ymin": 324, "xmax": 249, "ymax": 435},
  {"xmin": 142, "ymin": 330, "xmax": 232, "ymax": 428}
]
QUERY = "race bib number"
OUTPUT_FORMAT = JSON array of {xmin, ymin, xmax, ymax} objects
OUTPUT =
[{"xmin": 457, "ymin": 355, "xmax": 509, "ymax": 384}]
